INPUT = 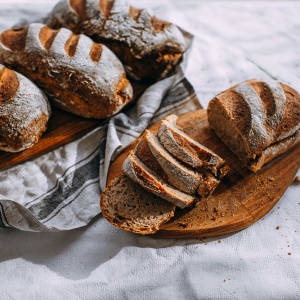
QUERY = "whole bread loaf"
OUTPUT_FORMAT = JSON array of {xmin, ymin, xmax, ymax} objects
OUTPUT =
[
  {"xmin": 100, "ymin": 174, "xmax": 176, "ymax": 235},
  {"xmin": 0, "ymin": 64, "xmax": 51, "ymax": 152},
  {"xmin": 207, "ymin": 79, "xmax": 300, "ymax": 172},
  {"xmin": 45, "ymin": 0, "xmax": 186, "ymax": 82},
  {"xmin": 0, "ymin": 23, "xmax": 133, "ymax": 119}
]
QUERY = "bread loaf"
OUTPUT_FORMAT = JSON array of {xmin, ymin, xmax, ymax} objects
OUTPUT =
[
  {"xmin": 207, "ymin": 79, "xmax": 300, "ymax": 172},
  {"xmin": 0, "ymin": 64, "xmax": 51, "ymax": 152},
  {"xmin": 158, "ymin": 115, "xmax": 229, "ymax": 178},
  {"xmin": 135, "ymin": 130, "xmax": 202, "ymax": 195},
  {"xmin": 100, "ymin": 174, "xmax": 176, "ymax": 235},
  {"xmin": 122, "ymin": 151, "xmax": 198, "ymax": 208},
  {"xmin": 0, "ymin": 23, "xmax": 133, "ymax": 119},
  {"xmin": 45, "ymin": 0, "xmax": 186, "ymax": 82},
  {"xmin": 135, "ymin": 129, "xmax": 222, "ymax": 198}
]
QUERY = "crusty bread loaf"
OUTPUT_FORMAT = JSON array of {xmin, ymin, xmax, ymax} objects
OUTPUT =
[
  {"xmin": 0, "ymin": 23, "xmax": 133, "ymax": 119},
  {"xmin": 158, "ymin": 114, "xmax": 229, "ymax": 178},
  {"xmin": 0, "ymin": 64, "xmax": 51, "ymax": 152},
  {"xmin": 45, "ymin": 0, "xmax": 186, "ymax": 82},
  {"xmin": 135, "ymin": 129, "xmax": 222, "ymax": 198},
  {"xmin": 122, "ymin": 151, "xmax": 198, "ymax": 208},
  {"xmin": 207, "ymin": 79, "xmax": 300, "ymax": 172},
  {"xmin": 135, "ymin": 130, "xmax": 202, "ymax": 194},
  {"xmin": 100, "ymin": 174, "xmax": 176, "ymax": 235}
]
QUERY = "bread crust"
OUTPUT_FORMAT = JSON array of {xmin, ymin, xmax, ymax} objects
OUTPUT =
[
  {"xmin": 207, "ymin": 79, "xmax": 300, "ymax": 171},
  {"xmin": 0, "ymin": 23, "xmax": 133, "ymax": 119},
  {"xmin": 122, "ymin": 151, "xmax": 198, "ymax": 209},
  {"xmin": 0, "ymin": 64, "xmax": 51, "ymax": 152},
  {"xmin": 46, "ymin": 0, "xmax": 186, "ymax": 81},
  {"xmin": 158, "ymin": 115, "xmax": 229, "ymax": 178},
  {"xmin": 135, "ymin": 130, "xmax": 202, "ymax": 194}
]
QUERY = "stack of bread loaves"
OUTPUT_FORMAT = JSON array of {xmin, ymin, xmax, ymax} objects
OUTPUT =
[
  {"xmin": 0, "ymin": 0, "xmax": 187, "ymax": 152},
  {"xmin": 100, "ymin": 115, "xmax": 229, "ymax": 234}
]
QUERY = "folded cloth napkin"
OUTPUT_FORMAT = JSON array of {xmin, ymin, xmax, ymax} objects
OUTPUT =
[{"xmin": 0, "ymin": 33, "xmax": 201, "ymax": 231}]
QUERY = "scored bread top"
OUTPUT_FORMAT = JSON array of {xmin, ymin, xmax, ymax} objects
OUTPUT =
[
  {"xmin": 46, "ymin": 0, "xmax": 186, "ymax": 57},
  {"xmin": 208, "ymin": 79, "xmax": 300, "ymax": 156},
  {"xmin": 0, "ymin": 23, "xmax": 133, "ymax": 118}
]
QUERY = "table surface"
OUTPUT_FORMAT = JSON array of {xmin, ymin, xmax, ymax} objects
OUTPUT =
[{"xmin": 0, "ymin": 1, "xmax": 300, "ymax": 299}]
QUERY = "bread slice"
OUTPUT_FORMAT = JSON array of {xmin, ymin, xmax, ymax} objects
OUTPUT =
[
  {"xmin": 158, "ymin": 115, "xmax": 229, "ymax": 178},
  {"xmin": 207, "ymin": 80, "xmax": 300, "ymax": 172},
  {"xmin": 122, "ymin": 151, "xmax": 198, "ymax": 208},
  {"xmin": 100, "ymin": 174, "xmax": 176, "ymax": 235},
  {"xmin": 135, "ymin": 130, "xmax": 202, "ymax": 194}
]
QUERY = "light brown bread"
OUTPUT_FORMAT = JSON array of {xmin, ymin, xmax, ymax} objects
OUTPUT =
[
  {"xmin": 0, "ymin": 64, "xmax": 51, "ymax": 152},
  {"xmin": 158, "ymin": 115, "xmax": 229, "ymax": 178},
  {"xmin": 207, "ymin": 79, "xmax": 300, "ymax": 172},
  {"xmin": 0, "ymin": 23, "xmax": 133, "ymax": 119},
  {"xmin": 100, "ymin": 174, "xmax": 176, "ymax": 235},
  {"xmin": 122, "ymin": 151, "xmax": 199, "ymax": 208},
  {"xmin": 45, "ymin": 0, "xmax": 186, "ymax": 82}
]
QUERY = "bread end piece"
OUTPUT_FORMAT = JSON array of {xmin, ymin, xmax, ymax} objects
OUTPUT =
[{"xmin": 100, "ymin": 174, "xmax": 176, "ymax": 235}]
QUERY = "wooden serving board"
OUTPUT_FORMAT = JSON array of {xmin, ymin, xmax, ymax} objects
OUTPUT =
[{"xmin": 107, "ymin": 109, "xmax": 300, "ymax": 239}]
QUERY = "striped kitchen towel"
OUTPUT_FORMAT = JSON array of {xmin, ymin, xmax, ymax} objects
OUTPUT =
[{"xmin": 0, "ymin": 63, "xmax": 201, "ymax": 232}]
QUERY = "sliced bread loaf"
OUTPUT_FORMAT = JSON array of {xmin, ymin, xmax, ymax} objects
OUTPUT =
[
  {"xmin": 135, "ymin": 130, "xmax": 202, "ymax": 194},
  {"xmin": 100, "ymin": 174, "xmax": 176, "ymax": 235},
  {"xmin": 158, "ymin": 115, "xmax": 229, "ymax": 178},
  {"xmin": 122, "ymin": 151, "xmax": 198, "ymax": 208}
]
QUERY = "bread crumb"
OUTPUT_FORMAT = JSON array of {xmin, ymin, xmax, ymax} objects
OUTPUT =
[
  {"xmin": 218, "ymin": 239, "xmax": 222, "ymax": 243},
  {"xmin": 288, "ymin": 252, "xmax": 292, "ymax": 255},
  {"xmin": 294, "ymin": 176, "xmax": 300, "ymax": 183},
  {"xmin": 276, "ymin": 226, "xmax": 280, "ymax": 230}
]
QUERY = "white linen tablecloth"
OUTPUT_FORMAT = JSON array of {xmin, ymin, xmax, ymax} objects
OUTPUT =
[{"xmin": 0, "ymin": 0, "xmax": 300, "ymax": 299}]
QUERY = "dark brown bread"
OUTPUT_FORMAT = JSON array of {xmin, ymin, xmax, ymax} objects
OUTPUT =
[
  {"xmin": 46, "ymin": 0, "xmax": 186, "ymax": 82},
  {"xmin": 0, "ymin": 64, "xmax": 51, "ymax": 152},
  {"xmin": 122, "ymin": 151, "xmax": 198, "ymax": 208},
  {"xmin": 135, "ymin": 130, "xmax": 202, "ymax": 195},
  {"xmin": 135, "ymin": 129, "xmax": 223, "ymax": 198},
  {"xmin": 158, "ymin": 115, "xmax": 229, "ymax": 178},
  {"xmin": 100, "ymin": 174, "xmax": 176, "ymax": 235},
  {"xmin": 207, "ymin": 79, "xmax": 300, "ymax": 172},
  {"xmin": 0, "ymin": 23, "xmax": 133, "ymax": 119}
]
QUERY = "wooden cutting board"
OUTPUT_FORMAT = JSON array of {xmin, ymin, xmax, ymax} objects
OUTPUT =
[{"xmin": 107, "ymin": 109, "xmax": 300, "ymax": 239}]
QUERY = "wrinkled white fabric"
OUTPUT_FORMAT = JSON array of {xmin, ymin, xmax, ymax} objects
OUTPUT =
[{"xmin": 0, "ymin": 0, "xmax": 299, "ymax": 299}]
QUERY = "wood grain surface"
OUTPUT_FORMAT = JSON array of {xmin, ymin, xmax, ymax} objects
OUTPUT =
[{"xmin": 107, "ymin": 109, "xmax": 300, "ymax": 239}]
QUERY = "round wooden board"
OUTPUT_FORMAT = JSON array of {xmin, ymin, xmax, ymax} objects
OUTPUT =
[{"xmin": 107, "ymin": 109, "xmax": 300, "ymax": 239}]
